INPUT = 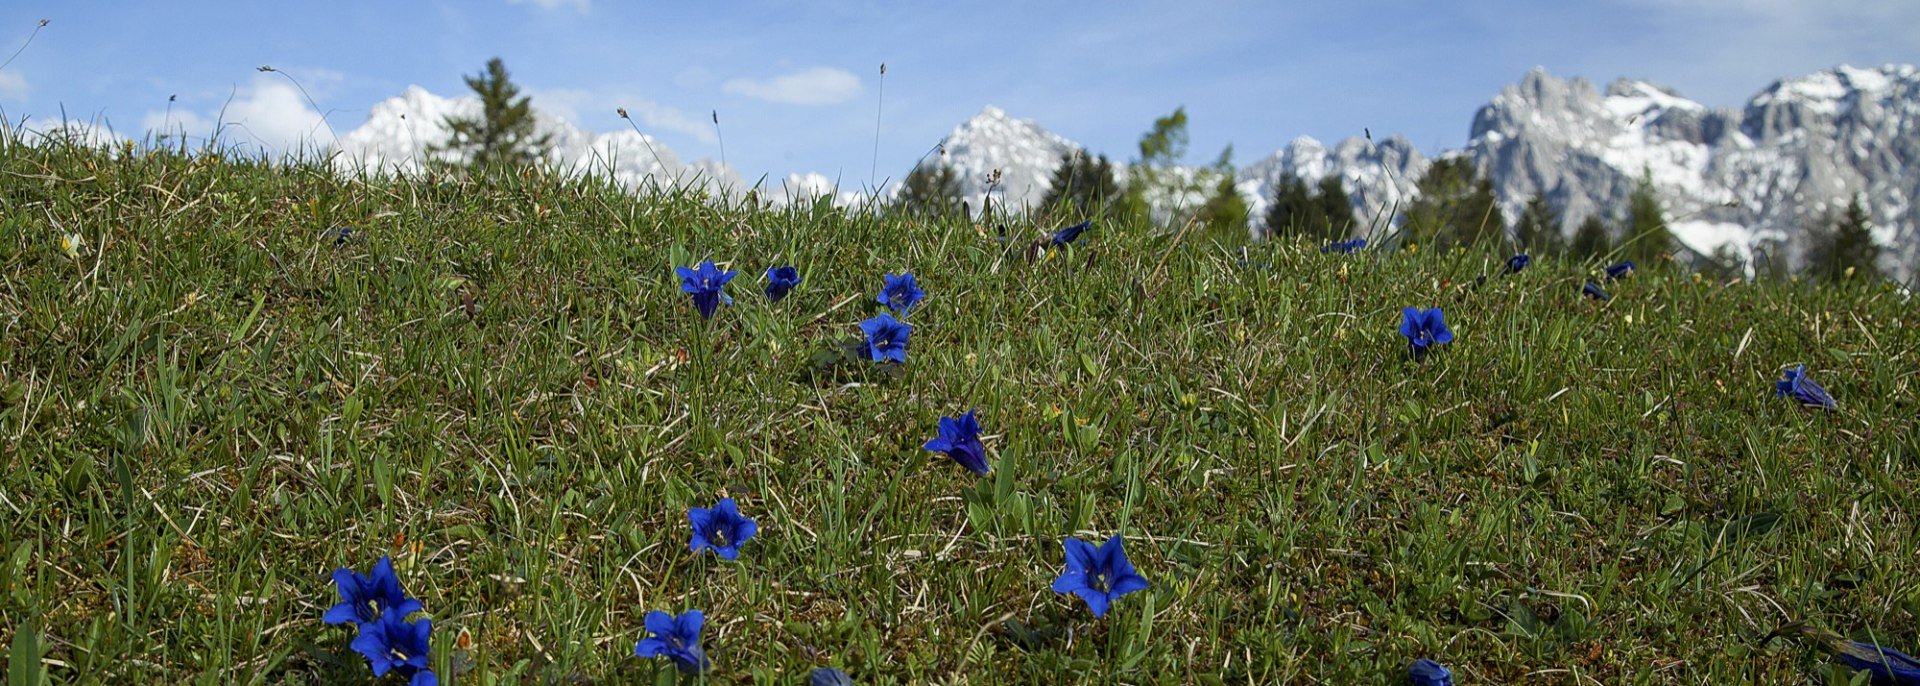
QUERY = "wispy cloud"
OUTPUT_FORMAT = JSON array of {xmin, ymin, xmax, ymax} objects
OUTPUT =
[
  {"xmin": 143, "ymin": 74, "xmax": 335, "ymax": 156},
  {"xmin": 508, "ymin": 0, "xmax": 590, "ymax": 12},
  {"xmin": 722, "ymin": 67, "xmax": 863, "ymax": 106},
  {"xmin": 0, "ymin": 71, "xmax": 27, "ymax": 100}
]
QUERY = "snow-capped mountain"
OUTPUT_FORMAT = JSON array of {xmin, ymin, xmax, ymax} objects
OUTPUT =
[
  {"xmin": 919, "ymin": 65, "xmax": 1918, "ymax": 278},
  {"xmin": 1238, "ymin": 135, "xmax": 1428, "ymax": 235},
  {"xmin": 1463, "ymin": 65, "xmax": 1918, "ymax": 277},
  {"xmin": 322, "ymin": 65, "xmax": 1920, "ymax": 278},
  {"xmin": 909, "ymin": 105, "xmax": 1080, "ymax": 214},
  {"xmin": 331, "ymin": 86, "xmax": 742, "ymax": 195}
]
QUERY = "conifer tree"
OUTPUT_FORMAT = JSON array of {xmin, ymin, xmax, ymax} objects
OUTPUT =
[
  {"xmin": 1314, "ymin": 176, "xmax": 1354, "ymax": 240},
  {"xmin": 1197, "ymin": 146, "xmax": 1248, "ymax": 244},
  {"xmin": 1038, "ymin": 150, "xmax": 1121, "ymax": 221},
  {"xmin": 1261, "ymin": 176, "xmax": 1320, "ymax": 241},
  {"xmin": 1622, "ymin": 170, "xmax": 1675, "ymax": 264},
  {"xmin": 1513, "ymin": 192, "xmax": 1565, "ymax": 255},
  {"xmin": 1404, "ymin": 158, "xmax": 1499, "ymax": 249},
  {"xmin": 894, "ymin": 162, "xmax": 965, "ymax": 218},
  {"xmin": 1805, "ymin": 196, "xmax": 1881, "ymax": 282},
  {"xmin": 437, "ymin": 58, "xmax": 552, "ymax": 169},
  {"xmin": 1569, "ymin": 214, "xmax": 1612, "ymax": 259}
]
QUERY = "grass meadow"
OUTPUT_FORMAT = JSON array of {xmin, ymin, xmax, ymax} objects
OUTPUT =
[{"xmin": 2, "ymin": 136, "xmax": 1918, "ymax": 684}]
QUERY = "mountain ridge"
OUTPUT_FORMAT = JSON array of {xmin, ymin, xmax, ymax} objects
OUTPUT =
[{"xmin": 324, "ymin": 64, "xmax": 1920, "ymax": 278}]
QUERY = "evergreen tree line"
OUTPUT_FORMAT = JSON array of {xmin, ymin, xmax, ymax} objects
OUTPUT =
[{"xmin": 443, "ymin": 59, "xmax": 1885, "ymax": 283}]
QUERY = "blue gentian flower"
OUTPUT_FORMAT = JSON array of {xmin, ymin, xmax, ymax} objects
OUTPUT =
[
  {"xmin": 1051, "ymin": 220, "xmax": 1092, "ymax": 247},
  {"xmin": 1505, "ymin": 254, "xmax": 1530, "ymax": 274},
  {"xmin": 634, "ymin": 609, "xmax": 710, "ymax": 675},
  {"xmin": 332, "ymin": 225, "xmax": 357, "ymax": 248},
  {"xmin": 1398, "ymin": 307, "xmax": 1454, "ymax": 354},
  {"xmin": 1582, "ymin": 281, "xmax": 1611, "ymax": 301},
  {"xmin": 858, "ymin": 313, "xmax": 912, "ymax": 363},
  {"xmin": 764, "ymin": 265, "xmax": 802, "ymax": 302},
  {"xmin": 688, "ymin": 497, "xmax": 758, "ymax": 560},
  {"xmin": 675, "ymin": 261, "xmax": 737, "ymax": 319},
  {"xmin": 1605, "ymin": 261, "xmax": 1635, "ymax": 280},
  {"xmin": 1321, "ymin": 238, "xmax": 1366, "ymax": 254},
  {"xmin": 1831, "ymin": 640, "xmax": 1920, "ymax": 684},
  {"xmin": 324, "ymin": 556, "xmax": 421, "ymax": 626},
  {"xmin": 1408, "ymin": 658, "xmax": 1454, "ymax": 686},
  {"xmin": 1050, "ymin": 534, "xmax": 1151, "ymax": 618},
  {"xmin": 877, "ymin": 272, "xmax": 925, "ymax": 313},
  {"xmin": 810, "ymin": 667, "xmax": 855, "ymax": 686},
  {"xmin": 1775, "ymin": 365, "xmax": 1837, "ymax": 411},
  {"xmin": 1793, "ymin": 626, "xmax": 1920, "ymax": 685},
  {"xmin": 924, "ymin": 410, "xmax": 989, "ymax": 475},
  {"xmin": 349, "ymin": 606, "xmax": 438, "ymax": 686}
]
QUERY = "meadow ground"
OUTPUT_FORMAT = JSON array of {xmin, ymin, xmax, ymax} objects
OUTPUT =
[{"xmin": 1, "ymin": 139, "xmax": 1917, "ymax": 684}]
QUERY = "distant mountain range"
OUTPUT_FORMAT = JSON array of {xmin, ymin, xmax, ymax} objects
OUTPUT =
[{"xmin": 330, "ymin": 64, "xmax": 1920, "ymax": 280}]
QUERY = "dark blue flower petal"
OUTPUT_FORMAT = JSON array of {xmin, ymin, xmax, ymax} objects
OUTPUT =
[
  {"xmin": 634, "ymin": 609, "xmax": 709, "ymax": 674},
  {"xmin": 1834, "ymin": 640, "xmax": 1920, "ymax": 684},
  {"xmin": 1776, "ymin": 365, "xmax": 1837, "ymax": 410},
  {"xmin": 810, "ymin": 667, "xmax": 856, "ymax": 686},
  {"xmin": 858, "ymin": 313, "xmax": 912, "ymax": 363},
  {"xmin": 677, "ymin": 261, "xmax": 737, "ymax": 319},
  {"xmin": 765, "ymin": 265, "xmax": 802, "ymax": 301},
  {"xmin": 1408, "ymin": 658, "xmax": 1454, "ymax": 686},
  {"xmin": 877, "ymin": 273, "xmax": 925, "ymax": 313},
  {"xmin": 925, "ymin": 410, "xmax": 990, "ymax": 475},
  {"xmin": 1051, "ymin": 221, "xmax": 1092, "ymax": 246}
]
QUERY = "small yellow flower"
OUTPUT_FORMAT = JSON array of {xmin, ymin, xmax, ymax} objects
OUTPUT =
[
  {"xmin": 59, "ymin": 233, "xmax": 83, "ymax": 259},
  {"xmin": 1624, "ymin": 313, "xmax": 1634, "ymax": 326}
]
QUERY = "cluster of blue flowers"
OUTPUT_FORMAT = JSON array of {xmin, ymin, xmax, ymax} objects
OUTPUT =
[
  {"xmin": 1321, "ymin": 237, "xmax": 1367, "ymax": 254},
  {"xmin": 325, "ymin": 557, "xmax": 437, "ymax": 686},
  {"xmin": 323, "ymin": 235, "xmax": 1868, "ymax": 682},
  {"xmin": 674, "ymin": 260, "xmax": 807, "ymax": 319}
]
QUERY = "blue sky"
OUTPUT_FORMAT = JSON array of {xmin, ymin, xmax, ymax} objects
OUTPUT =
[{"xmin": 3, "ymin": 0, "xmax": 1916, "ymax": 184}]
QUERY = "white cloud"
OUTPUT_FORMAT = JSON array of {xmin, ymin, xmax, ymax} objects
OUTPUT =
[
  {"xmin": 0, "ymin": 71, "xmax": 27, "ymax": 99},
  {"xmin": 533, "ymin": 88, "xmax": 716, "ymax": 144},
  {"xmin": 142, "ymin": 74, "xmax": 335, "ymax": 157},
  {"xmin": 722, "ymin": 67, "xmax": 864, "ymax": 106},
  {"xmin": 509, "ymin": 0, "xmax": 589, "ymax": 11}
]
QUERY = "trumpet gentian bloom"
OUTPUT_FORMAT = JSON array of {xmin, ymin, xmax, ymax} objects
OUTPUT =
[
  {"xmin": 324, "ymin": 557, "xmax": 421, "ymax": 626},
  {"xmin": 1505, "ymin": 254, "xmax": 1531, "ymax": 274},
  {"xmin": 1050, "ymin": 534, "xmax": 1150, "ymax": 618},
  {"xmin": 350, "ymin": 607, "xmax": 438, "ymax": 686},
  {"xmin": 924, "ymin": 410, "xmax": 989, "ymax": 475},
  {"xmin": 1408, "ymin": 658, "xmax": 1454, "ymax": 686},
  {"xmin": 1399, "ymin": 307, "xmax": 1454, "ymax": 355},
  {"xmin": 1605, "ymin": 261, "xmax": 1635, "ymax": 280},
  {"xmin": 859, "ymin": 313, "xmax": 911, "ymax": 363},
  {"xmin": 1775, "ymin": 365, "xmax": 1837, "ymax": 411},
  {"xmin": 676, "ymin": 261, "xmax": 737, "ymax": 319},
  {"xmin": 1582, "ymin": 281, "xmax": 1611, "ymax": 301},
  {"xmin": 688, "ymin": 497, "xmax": 758, "ymax": 560},
  {"xmin": 877, "ymin": 272, "xmax": 924, "ymax": 313},
  {"xmin": 1051, "ymin": 221, "xmax": 1092, "ymax": 246},
  {"xmin": 765, "ymin": 266, "xmax": 802, "ymax": 302},
  {"xmin": 634, "ymin": 610, "xmax": 710, "ymax": 675},
  {"xmin": 810, "ymin": 668, "xmax": 855, "ymax": 686}
]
